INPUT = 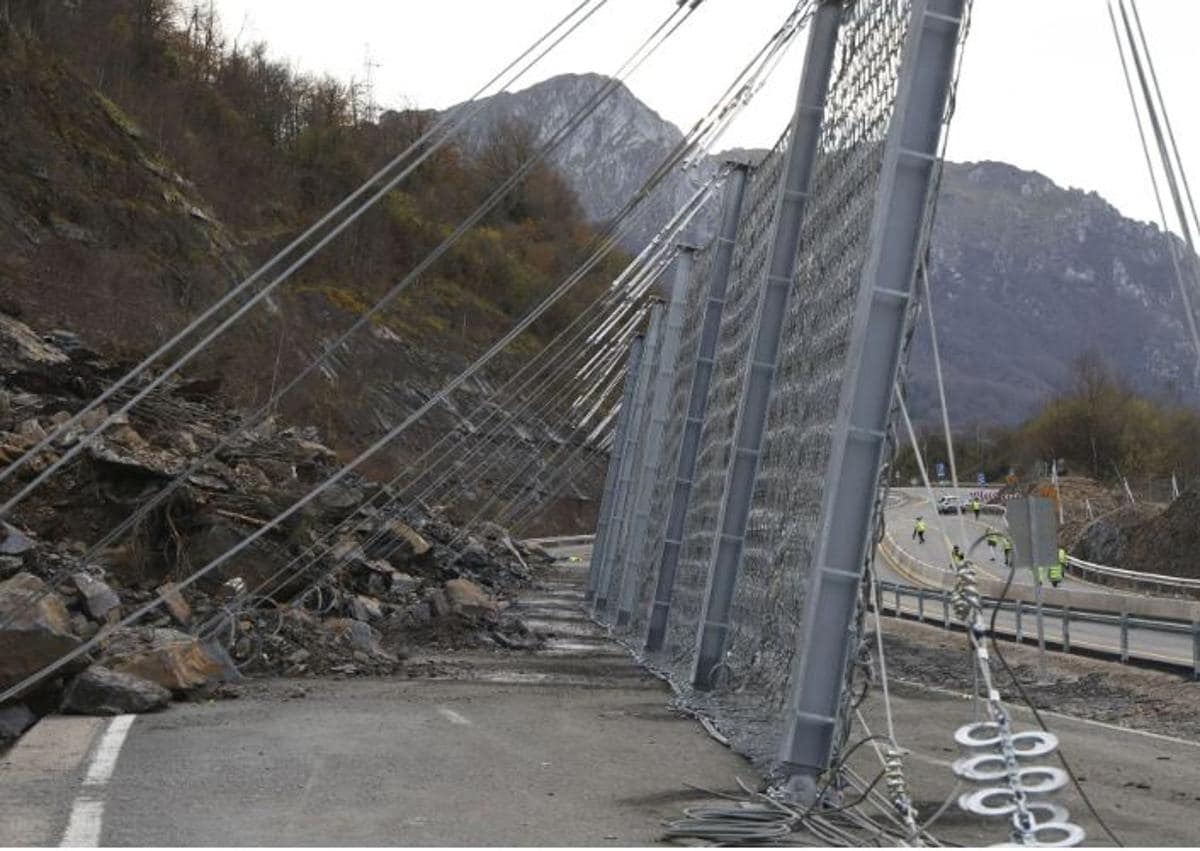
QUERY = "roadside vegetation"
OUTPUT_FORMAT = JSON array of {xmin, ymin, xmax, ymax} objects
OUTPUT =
[
  {"xmin": 3, "ymin": 0, "xmax": 622, "ymax": 350},
  {"xmin": 896, "ymin": 351, "xmax": 1200, "ymax": 489}
]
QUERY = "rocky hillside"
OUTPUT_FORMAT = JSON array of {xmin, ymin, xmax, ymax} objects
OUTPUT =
[
  {"xmin": 444, "ymin": 73, "xmax": 719, "ymax": 251},
  {"xmin": 452, "ymin": 74, "xmax": 1200, "ymax": 424},
  {"xmin": 909, "ymin": 161, "xmax": 1200, "ymax": 424}
]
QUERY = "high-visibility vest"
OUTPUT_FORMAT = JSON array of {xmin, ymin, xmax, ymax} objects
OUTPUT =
[
  {"xmin": 986, "ymin": 532, "xmax": 999, "ymax": 546},
  {"xmin": 915, "ymin": 520, "xmax": 926, "ymax": 533},
  {"xmin": 1049, "ymin": 549, "xmax": 1066, "ymax": 581},
  {"xmin": 971, "ymin": 499, "xmax": 981, "ymax": 511},
  {"xmin": 951, "ymin": 550, "xmax": 965, "ymax": 566},
  {"xmin": 1002, "ymin": 538, "xmax": 1012, "ymax": 552}
]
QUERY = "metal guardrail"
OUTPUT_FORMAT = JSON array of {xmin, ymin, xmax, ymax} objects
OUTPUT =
[
  {"xmin": 1065, "ymin": 555, "xmax": 1200, "ymax": 598},
  {"xmin": 874, "ymin": 579, "xmax": 1200, "ymax": 679}
]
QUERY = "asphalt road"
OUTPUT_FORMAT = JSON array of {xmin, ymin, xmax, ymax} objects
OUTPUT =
[
  {"xmin": 5, "ymin": 539, "xmax": 1197, "ymax": 846},
  {"xmin": 883, "ymin": 487, "xmax": 1086, "ymax": 589},
  {"xmin": 0, "ymin": 551, "xmax": 755, "ymax": 847},
  {"xmin": 880, "ymin": 489, "xmax": 1195, "ymax": 669}
]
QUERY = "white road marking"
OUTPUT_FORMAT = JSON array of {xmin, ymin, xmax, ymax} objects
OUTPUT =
[
  {"xmin": 59, "ymin": 799, "xmax": 104, "ymax": 847},
  {"xmin": 82, "ymin": 714, "xmax": 135, "ymax": 786},
  {"xmin": 438, "ymin": 708, "xmax": 472, "ymax": 726},
  {"xmin": 60, "ymin": 714, "xmax": 136, "ymax": 847}
]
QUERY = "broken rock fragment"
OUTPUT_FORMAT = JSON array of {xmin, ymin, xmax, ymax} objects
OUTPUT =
[
  {"xmin": 61, "ymin": 665, "xmax": 170, "ymax": 715},
  {"xmin": 364, "ymin": 519, "xmax": 431, "ymax": 565},
  {"xmin": 0, "ymin": 572, "xmax": 82, "ymax": 690},
  {"xmin": 443, "ymin": 578, "xmax": 499, "ymax": 621},
  {"xmin": 72, "ymin": 572, "xmax": 121, "ymax": 621},
  {"xmin": 102, "ymin": 627, "xmax": 226, "ymax": 691},
  {"xmin": 0, "ymin": 704, "xmax": 37, "ymax": 742}
]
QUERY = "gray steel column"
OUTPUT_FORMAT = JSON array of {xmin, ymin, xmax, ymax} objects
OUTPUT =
[
  {"xmin": 777, "ymin": 0, "xmax": 967, "ymax": 796},
  {"xmin": 615, "ymin": 248, "xmax": 696, "ymax": 627},
  {"xmin": 645, "ymin": 164, "xmax": 750, "ymax": 652},
  {"xmin": 594, "ymin": 302, "xmax": 663, "ymax": 616},
  {"xmin": 690, "ymin": 1, "xmax": 845, "ymax": 690},
  {"xmin": 585, "ymin": 333, "xmax": 646, "ymax": 602}
]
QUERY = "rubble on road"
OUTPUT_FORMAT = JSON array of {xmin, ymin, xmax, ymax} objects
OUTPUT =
[{"xmin": 0, "ymin": 312, "xmax": 557, "ymax": 733}]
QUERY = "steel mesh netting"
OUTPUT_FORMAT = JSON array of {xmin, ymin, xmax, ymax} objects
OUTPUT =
[
  {"xmin": 647, "ymin": 131, "xmax": 791, "ymax": 672},
  {"xmin": 644, "ymin": 2, "xmax": 913, "ymax": 770},
  {"xmin": 621, "ymin": 240, "xmax": 715, "ymax": 636}
]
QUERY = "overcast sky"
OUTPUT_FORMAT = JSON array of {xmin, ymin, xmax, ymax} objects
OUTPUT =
[{"xmin": 212, "ymin": 0, "xmax": 1198, "ymax": 230}]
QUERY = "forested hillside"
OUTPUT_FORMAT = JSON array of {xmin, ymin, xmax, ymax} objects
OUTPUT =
[{"xmin": 0, "ymin": 0, "xmax": 623, "ymax": 493}]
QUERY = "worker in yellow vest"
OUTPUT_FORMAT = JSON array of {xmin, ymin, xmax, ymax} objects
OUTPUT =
[
  {"xmin": 985, "ymin": 528, "xmax": 1000, "ymax": 561},
  {"xmin": 1049, "ymin": 547, "xmax": 1066, "ymax": 588},
  {"xmin": 912, "ymin": 517, "xmax": 926, "ymax": 545},
  {"xmin": 970, "ymin": 497, "xmax": 982, "ymax": 520}
]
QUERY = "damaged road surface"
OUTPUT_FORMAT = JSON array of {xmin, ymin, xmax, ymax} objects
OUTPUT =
[{"xmin": 0, "ymin": 548, "xmax": 760, "ymax": 846}]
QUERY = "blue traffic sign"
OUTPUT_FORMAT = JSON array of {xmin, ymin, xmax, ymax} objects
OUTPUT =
[
  {"xmin": 977, "ymin": 472, "xmax": 986, "ymax": 486},
  {"xmin": 935, "ymin": 462, "xmax": 946, "ymax": 481}
]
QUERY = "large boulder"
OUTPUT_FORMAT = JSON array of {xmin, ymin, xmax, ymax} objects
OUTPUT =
[
  {"xmin": 61, "ymin": 665, "xmax": 170, "ymax": 715},
  {"xmin": 0, "ymin": 572, "xmax": 82, "ymax": 690},
  {"xmin": 101, "ymin": 627, "xmax": 225, "ymax": 692}
]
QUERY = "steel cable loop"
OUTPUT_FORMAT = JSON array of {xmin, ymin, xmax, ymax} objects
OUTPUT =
[
  {"xmin": 0, "ymin": 0, "xmax": 700, "ymax": 631},
  {"xmin": 0, "ymin": 0, "xmax": 612, "ymax": 499}
]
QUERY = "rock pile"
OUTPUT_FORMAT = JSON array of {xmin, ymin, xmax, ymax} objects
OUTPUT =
[{"xmin": 0, "ymin": 313, "xmax": 553, "ymax": 741}]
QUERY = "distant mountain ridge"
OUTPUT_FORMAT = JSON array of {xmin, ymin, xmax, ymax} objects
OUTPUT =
[{"xmin": 441, "ymin": 72, "xmax": 1200, "ymax": 424}]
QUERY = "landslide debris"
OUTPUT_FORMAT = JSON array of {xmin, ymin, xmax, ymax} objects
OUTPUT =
[{"xmin": 0, "ymin": 313, "xmax": 553, "ymax": 731}]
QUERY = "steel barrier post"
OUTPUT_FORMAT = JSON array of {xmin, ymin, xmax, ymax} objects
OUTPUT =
[
  {"xmin": 616, "ymin": 249, "xmax": 695, "ymax": 627},
  {"xmin": 1062, "ymin": 606, "xmax": 1071, "ymax": 654},
  {"xmin": 585, "ymin": 334, "xmax": 646, "ymax": 602},
  {"xmin": 690, "ymin": 0, "xmax": 845, "ymax": 691},
  {"xmin": 1192, "ymin": 620, "xmax": 1200, "ymax": 680},
  {"xmin": 894, "ymin": 585, "xmax": 901, "ymax": 612},
  {"xmin": 1015, "ymin": 602, "xmax": 1023, "ymax": 643},
  {"xmin": 916, "ymin": 588, "xmax": 925, "ymax": 622},
  {"xmin": 941, "ymin": 591, "xmax": 949, "ymax": 628},
  {"xmin": 778, "ymin": 0, "xmax": 968, "ymax": 798},
  {"xmin": 1035, "ymin": 583, "xmax": 1048, "ymax": 682},
  {"xmin": 593, "ymin": 304, "xmax": 662, "ymax": 616},
  {"xmin": 1120, "ymin": 608, "xmax": 1130, "ymax": 663},
  {"xmin": 645, "ymin": 164, "xmax": 750, "ymax": 652}
]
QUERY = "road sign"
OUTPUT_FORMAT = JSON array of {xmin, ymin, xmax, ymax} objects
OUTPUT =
[
  {"xmin": 935, "ymin": 462, "xmax": 946, "ymax": 482},
  {"xmin": 1005, "ymin": 496, "xmax": 1058, "ymax": 577},
  {"xmin": 976, "ymin": 472, "xmax": 986, "ymax": 486}
]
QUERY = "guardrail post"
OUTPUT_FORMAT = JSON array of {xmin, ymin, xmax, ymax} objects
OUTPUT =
[
  {"xmin": 1120, "ymin": 607, "xmax": 1130, "ymax": 663},
  {"xmin": 1062, "ymin": 605, "xmax": 1071, "ymax": 654},
  {"xmin": 941, "ymin": 591, "xmax": 949, "ymax": 628},
  {"xmin": 1192, "ymin": 619, "xmax": 1200, "ymax": 681},
  {"xmin": 916, "ymin": 587, "xmax": 925, "ymax": 622},
  {"xmin": 1014, "ymin": 602, "xmax": 1023, "ymax": 643},
  {"xmin": 894, "ymin": 585, "xmax": 901, "ymax": 613}
]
